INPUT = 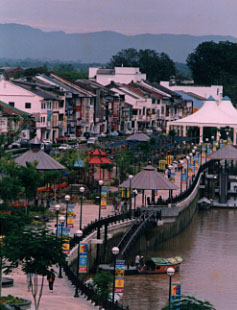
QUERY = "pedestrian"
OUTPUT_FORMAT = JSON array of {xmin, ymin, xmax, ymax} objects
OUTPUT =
[
  {"xmin": 135, "ymin": 254, "xmax": 140, "ymax": 269},
  {"xmin": 26, "ymin": 273, "xmax": 33, "ymax": 292},
  {"xmin": 47, "ymin": 269, "xmax": 55, "ymax": 292},
  {"xmin": 139, "ymin": 256, "xmax": 144, "ymax": 269}
]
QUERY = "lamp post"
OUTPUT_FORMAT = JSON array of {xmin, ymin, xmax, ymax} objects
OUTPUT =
[
  {"xmin": 74, "ymin": 229, "xmax": 83, "ymax": 298},
  {"xmin": 167, "ymin": 267, "xmax": 175, "ymax": 310},
  {"xmin": 128, "ymin": 175, "xmax": 133, "ymax": 212},
  {"xmin": 179, "ymin": 160, "xmax": 184, "ymax": 194},
  {"xmin": 64, "ymin": 195, "xmax": 70, "ymax": 227},
  {"xmin": 186, "ymin": 156, "xmax": 190, "ymax": 190},
  {"xmin": 79, "ymin": 187, "xmax": 85, "ymax": 230},
  {"xmin": 54, "ymin": 204, "xmax": 61, "ymax": 238},
  {"xmin": 58, "ymin": 215, "xmax": 65, "ymax": 278},
  {"xmin": 96, "ymin": 180, "xmax": 103, "ymax": 266},
  {"xmin": 112, "ymin": 246, "xmax": 120, "ymax": 303},
  {"xmin": 133, "ymin": 189, "xmax": 138, "ymax": 209}
]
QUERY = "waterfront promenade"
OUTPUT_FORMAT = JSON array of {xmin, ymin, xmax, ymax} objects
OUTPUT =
[{"xmin": 2, "ymin": 165, "xmax": 185, "ymax": 310}]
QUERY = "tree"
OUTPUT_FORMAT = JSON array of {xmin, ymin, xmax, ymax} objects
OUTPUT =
[
  {"xmin": 186, "ymin": 41, "xmax": 237, "ymax": 104},
  {"xmin": 108, "ymin": 48, "xmax": 176, "ymax": 82},
  {"xmin": 92, "ymin": 271, "xmax": 113, "ymax": 299},
  {"xmin": 3, "ymin": 226, "xmax": 66, "ymax": 310},
  {"xmin": 162, "ymin": 295, "xmax": 216, "ymax": 310}
]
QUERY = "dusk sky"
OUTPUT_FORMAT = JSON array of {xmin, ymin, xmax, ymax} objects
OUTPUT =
[{"xmin": 0, "ymin": 0, "xmax": 236, "ymax": 36}]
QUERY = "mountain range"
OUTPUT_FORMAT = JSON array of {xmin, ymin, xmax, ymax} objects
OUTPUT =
[{"xmin": 1, "ymin": 23, "xmax": 237, "ymax": 63}]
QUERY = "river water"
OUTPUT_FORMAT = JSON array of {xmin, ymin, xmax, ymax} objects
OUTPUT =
[{"xmin": 121, "ymin": 209, "xmax": 237, "ymax": 310}]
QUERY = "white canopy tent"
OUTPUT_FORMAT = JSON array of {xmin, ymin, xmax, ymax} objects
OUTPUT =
[{"xmin": 167, "ymin": 96, "xmax": 237, "ymax": 144}]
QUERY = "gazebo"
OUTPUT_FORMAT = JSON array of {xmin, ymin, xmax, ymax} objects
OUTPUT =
[
  {"xmin": 167, "ymin": 96, "xmax": 237, "ymax": 144},
  {"xmin": 15, "ymin": 137, "xmax": 65, "ymax": 170},
  {"xmin": 209, "ymin": 144, "xmax": 237, "ymax": 160},
  {"xmin": 119, "ymin": 164, "xmax": 177, "ymax": 205},
  {"xmin": 126, "ymin": 132, "xmax": 150, "ymax": 142},
  {"xmin": 88, "ymin": 149, "xmax": 113, "ymax": 181}
]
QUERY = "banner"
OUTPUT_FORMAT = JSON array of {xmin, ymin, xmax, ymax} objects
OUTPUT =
[
  {"xmin": 165, "ymin": 155, "xmax": 174, "ymax": 165},
  {"xmin": 47, "ymin": 110, "xmax": 52, "ymax": 122},
  {"xmin": 188, "ymin": 163, "xmax": 193, "ymax": 178},
  {"xmin": 57, "ymin": 220, "xmax": 64, "ymax": 236},
  {"xmin": 62, "ymin": 227, "xmax": 71, "ymax": 254},
  {"xmin": 154, "ymin": 189, "xmax": 159, "ymax": 197},
  {"xmin": 171, "ymin": 282, "xmax": 181, "ymax": 310},
  {"xmin": 67, "ymin": 204, "xmax": 75, "ymax": 228},
  {"xmin": 170, "ymin": 172, "xmax": 175, "ymax": 182},
  {"xmin": 159, "ymin": 160, "xmax": 166, "ymax": 171},
  {"xmin": 101, "ymin": 186, "xmax": 108, "ymax": 209},
  {"xmin": 207, "ymin": 143, "xmax": 212, "ymax": 154},
  {"xmin": 219, "ymin": 139, "xmax": 223, "ymax": 148},
  {"xmin": 212, "ymin": 141, "xmax": 217, "ymax": 152},
  {"xmin": 115, "ymin": 260, "xmax": 125, "ymax": 294},
  {"xmin": 79, "ymin": 243, "xmax": 89, "ymax": 273},
  {"xmin": 181, "ymin": 168, "xmax": 187, "ymax": 185}
]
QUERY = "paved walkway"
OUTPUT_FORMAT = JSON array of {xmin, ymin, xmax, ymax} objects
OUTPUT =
[
  {"xmin": 2, "ymin": 159, "xmax": 189, "ymax": 310},
  {"xmin": 2, "ymin": 202, "xmax": 114, "ymax": 310}
]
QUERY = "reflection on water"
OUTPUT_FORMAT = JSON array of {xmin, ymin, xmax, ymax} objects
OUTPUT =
[{"xmin": 121, "ymin": 209, "xmax": 237, "ymax": 310}]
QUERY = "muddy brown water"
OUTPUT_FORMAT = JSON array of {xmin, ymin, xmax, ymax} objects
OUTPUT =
[{"xmin": 121, "ymin": 209, "xmax": 237, "ymax": 310}]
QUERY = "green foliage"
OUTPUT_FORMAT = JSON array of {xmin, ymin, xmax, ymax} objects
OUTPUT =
[
  {"xmin": 115, "ymin": 150, "xmax": 135, "ymax": 182},
  {"xmin": 162, "ymin": 295, "xmax": 216, "ymax": 310},
  {"xmin": 0, "ymin": 295, "xmax": 26, "ymax": 305},
  {"xmin": 92, "ymin": 271, "xmax": 113, "ymax": 299},
  {"xmin": 186, "ymin": 41, "xmax": 237, "ymax": 104},
  {"xmin": 3, "ymin": 226, "xmax": 66, "ymax": 275},
  {"xmin": 54, "ymin": 70, "xmax": 87, "ymax": 81},
  {"xmin": 108, "ymin": 48, "xmax": 176, "ymax": 82}
]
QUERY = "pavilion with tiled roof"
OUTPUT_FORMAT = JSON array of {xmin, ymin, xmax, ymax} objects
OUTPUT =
[{"xmin": 15, "ymin": 137, "xmax": 65, "ymax": 170}]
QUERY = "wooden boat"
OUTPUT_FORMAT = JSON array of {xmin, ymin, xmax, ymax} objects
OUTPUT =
[{"xmin": 137, "ymin": 256, "xmax": 183, "ymax": 274}]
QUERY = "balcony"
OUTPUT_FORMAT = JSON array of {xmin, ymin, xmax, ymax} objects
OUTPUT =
[{"xmin": 36, "ymin": 122, "xmax": 47, "ymax": 128}]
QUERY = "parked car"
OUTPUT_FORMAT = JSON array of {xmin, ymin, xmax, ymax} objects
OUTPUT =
[
  {"xmin": 8, "ymin": 141, "xmax": 21, "ymax": 149},
  {"xmin": 87, "ymin": 137, "xmax": 98, "ymax": 145},
  {"xmin": 79, "ymin": 136, "xmax": 87, "ymax": 143},
  {"xmin": 42, "ymin": 139, "xmax": 52, "ymax": 145},
  {"xmin": 108, "ymin": 132, "xmax": 119, "ymax": 137},
  {"xmin": 58, "ymin": 144, "xmax": 72, "ymax": 150}
]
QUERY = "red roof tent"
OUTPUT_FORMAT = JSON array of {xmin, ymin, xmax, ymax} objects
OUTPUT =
[{"xmin": 88, "ymin": 157, "xmax": 112, "ymax": 164}]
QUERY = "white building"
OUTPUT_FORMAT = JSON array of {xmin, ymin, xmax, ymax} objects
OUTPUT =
[
  {"xmin": 160, "ymin": 81, "xmax": 223, "ymax": 102},
  {"xmin": 89, "ymin": 67, "xmax": 146, "ymax": 86}
]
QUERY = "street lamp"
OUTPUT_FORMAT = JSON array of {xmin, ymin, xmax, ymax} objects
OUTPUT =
[
  {"xmin": 179, "ymin": 160, "xmax": 184, "ymax": 193},
  {"xmin": 167, "ymin": 267, "xmax": 175, "ymax": 310},
  {"xmin": 96, "ymin": 180, "xmax": 103, "ymax": 266},
  {"xmin": 74, "ymin": 229, "xmax": 83, "ymax": 298},
  {"xmin": 54, "ymin": 204, "xmax": 61, "ymax": 237},
  {"xmin": 133, "ymin": 189, "xmax": 138, "ymax": 209},
  {"xmin": 186, "ymin": 156, "xmax": 190, "ymax": 190},
  {"xmin": 64, "ymin": 195, "xmax": 70, "ymax": 227},
  {"xmin": 128, "ymin": 175, "xmax": 133, "ymax": 212},
  {"xmin": 58, "ymin": 215, "xmax": 65, "ymax": 278},
  {"xmin": 79, "ymin": 187, "xmax": 85, "ymax": 230},
  {"xmin": 112, "ymin": 246, "xmax": 120, "ymax": 303}
]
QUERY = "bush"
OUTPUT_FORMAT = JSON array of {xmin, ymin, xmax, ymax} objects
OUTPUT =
[{"xmin": 0, "ymin": 295, "xmax": 26, "ymax": 305}]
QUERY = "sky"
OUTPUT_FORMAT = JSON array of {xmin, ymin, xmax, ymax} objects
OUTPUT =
[{"xmin": 0, "ymin": 0, "xmax": 237, "ymax": 36}]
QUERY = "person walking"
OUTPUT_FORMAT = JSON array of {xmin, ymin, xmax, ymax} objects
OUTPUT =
[
  {"xmin": 135, "ymin": 254, "xmax": 140, "ymax": 269},
  {"xmin": 47, "ymin": 269, "xmax": 55, "ymax": 292},
  {"xmin": 26, "ymin": 273, "xmax": 33, "ymax": 292}
]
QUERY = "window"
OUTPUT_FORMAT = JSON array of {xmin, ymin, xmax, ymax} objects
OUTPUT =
[
  {"xmin": 47, "ymin": 101, "xmax": 52, "ymax": 109},
  {"xmin": 40, "ymin": 116, "xmax": 46, "ymax": 123},
  {"xmin": 25, "ymin": 102, "xmax": 31, "ymax": 109},
  {"xmin": 161, "ymin": 106, "xmax": 165, "ymax": 115},
  {"xmin": 152, "ymin": 98, "xmax": 156, "ymax": 104},
  {"xmin": 59, "ymin": 101, "xmax": 64, "ymax": 108},
  {"xmin": 9, "ymin": 102, "xmax": 15, "ymax": 107},
  {"xmin": 41, "ymin": 102, "xmax": 46, "ymax": 109}
]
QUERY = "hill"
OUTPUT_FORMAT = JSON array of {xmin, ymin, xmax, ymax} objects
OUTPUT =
[{"xmin": 1, "ymin": 23, "xmax": 237, "ymax": 63}]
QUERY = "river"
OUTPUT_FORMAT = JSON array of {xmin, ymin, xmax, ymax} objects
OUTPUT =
[{"xmin": 121, "ymin": 209, "xmax": 237, "ymax": 310}]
